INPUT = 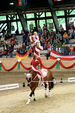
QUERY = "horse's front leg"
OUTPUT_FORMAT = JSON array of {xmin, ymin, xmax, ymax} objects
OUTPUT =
[
  {"xmin": 26, "ymin": 84, "xmax": 37, "ymax": 104},
  {"xmin": 26, "ymin": 91, "xmax": 33, "ymax": 104},
  {"xmin": 26, "ymin": 86, "xmax": 36, "ymax": 104},
  {"xmin": 33, "ymin": 92, "xmax": 36, "ymax": 101},
  {"xmin": 44, "ymin": 83, "xmax": 48, "ymax": 98}
]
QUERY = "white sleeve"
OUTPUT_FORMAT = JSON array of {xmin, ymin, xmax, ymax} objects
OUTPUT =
[{"xmin": 29, "ymin": 36, "xmax": 33, "ymax": 43}]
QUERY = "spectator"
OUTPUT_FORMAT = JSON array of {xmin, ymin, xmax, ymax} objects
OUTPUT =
[
  {"xmin": 22, "ymin": 33, "xmax": 27, "ymax": 45},
  {"xmin": 18, "ymin": 41, "xmax": 22, "ymax": 49},
  {"xmin": 63, "ymin": 32, "xmax": 68, "ymax": 44},
  {"xmin": 27, "ymin": 33, "xmax": 30, "ymax": 46},
  {"xmin": 29, "ymin": 47, "xmax": 32, "ymax": 57},
  {"xmin": 59, "ymin": 24, "xmax": 64, "ymax": 34},
  {"xmin": 68, "ymin": 26, "xmax": 73, "ymax": 37},
  {"xmin": 69, "ymin": 45, "xmax": 74, "ymax": 55},
  {"xmin": 46, "ymin": 50, "xmax": 50, "ymax": 60},
  {"xmin": 47, "ymin": 42, "xmax": 51, "ymax": 49},
  {"xmin": 40, "ymin": 36, "xmax": 44, "ymax": 47},
  {"xmin": 0, "ymin": 50, "xmax": 2, "ymax": 57},
  {"xmin": 9, "ymin": 44, "xmax": 13, "ymax": 57},
  {"xmin": 2, "ymin": 50, "xmax": 7, "ymax": 57},
  {"xmin": 56, "ymin": 31, "xmax": 61, "ymax": 39},
  {"xmin": 12, "ymin": 38, "xmax": 16, "ymax": 46},
  {"xmin": 37, "ymin": 25, "xmax": 42, "ymax": 35},
  {"xmin": 72, "ymin": 30, "xmax": 75, "ymax": 39},
  {"xmin": 65, "ymin": 46, "xmax": 70, "ymax": 55},
  {"xmin": 73, "ymin": 47, "xmax": 75, "ymax": 54},
  {"xmin": 56, "ymin": 39, "xmax": 62, "ymax": 48},
  {"xmin": 44, "ymin": 37, "xmax": 48, "ymax": 50},
  {"xmin": 53, "ymin": 41, "xmax": 57, "ymax": 51},
  {"xmin": 43, "ymin": 24, "xmax": 47, "ymax": 31},
  {"xmin": 54, "ymin": 36, "xmax": 58, "ymax": 44},
  {"xmin": 1, "ymin": 35, "xmax": 4, "ymax": 41},
  {"xmin": 60, "ymin": 35, "xmax": 64, "ymax": 45},
  {"xmin": 22, "ymin": 43, "xmax": 27, "ymax": 53},
  {"xmin": 51, "ymin": 30, "xmax": 56, "ymax": 44},
  {"xmin": 60, "ymin": 45, "xmax": 65, "ymax": 55}
]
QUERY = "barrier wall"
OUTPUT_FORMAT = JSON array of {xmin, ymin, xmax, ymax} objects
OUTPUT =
[
  {"xmin": 0, "ymin": 57, "xmax": 75, "ymax": 85},
  {"xmin": 0, "ymin": 57, "xmax": 75, "ymax": 72}
]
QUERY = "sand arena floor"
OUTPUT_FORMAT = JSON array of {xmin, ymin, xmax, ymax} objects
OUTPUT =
[
  {"xmin": 0, "ymin": 83, "xmax": 75, "ymax": 113},
  {"xmin": 0, "ymin": 57, "xmax": 75, "ymax": 113}
]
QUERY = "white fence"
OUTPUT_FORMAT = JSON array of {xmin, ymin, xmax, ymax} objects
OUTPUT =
[{"xmin": 0, "ymin": 83, "xmax": 19, "ymax": 91}]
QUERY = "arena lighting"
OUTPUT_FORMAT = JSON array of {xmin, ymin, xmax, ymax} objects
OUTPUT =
[{"xmin": 9, "ymin": 2, "xmax": 14, "ymax": 5}]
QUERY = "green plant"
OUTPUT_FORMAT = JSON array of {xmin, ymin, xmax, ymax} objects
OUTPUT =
[
  {"xmin": 60, "ymin": 77, "xmax": 63, "ymax": 83},
  {"xmin": 23, "ymin": 82, "xmax": 25, "ymax": 87}
]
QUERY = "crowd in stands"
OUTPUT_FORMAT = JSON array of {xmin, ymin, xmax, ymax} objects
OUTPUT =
[
  {"xmin": 0, "ymin": 24, "xmax": 75, "ymax": 58},
  {"xmin": 28, "ymin": 24, "xmax": 75, "ymax": 56},
  {"xmin": 0, "ymin": 33, "xmax": 17, "ymax": 57}
]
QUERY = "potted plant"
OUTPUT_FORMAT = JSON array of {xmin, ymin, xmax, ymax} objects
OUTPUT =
[
  {"xmin": 23, "ymin": 82, "xmax": 25, "ymax": 87},
  {"xmin": 60, "ymin": 77, "xmax": 63, "ymax": 83}
]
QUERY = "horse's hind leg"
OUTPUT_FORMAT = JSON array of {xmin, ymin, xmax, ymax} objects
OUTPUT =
[
  {"xmin": 48, "ymin": 82, "xmax": 51, "ymax": 96},
  {"xmin": 44, "ymin": 83, "xmax": 47, "ymax": 98},
  {"xmin": 33, "ymin": 92, "xmax": 36, "ymax": 101}
]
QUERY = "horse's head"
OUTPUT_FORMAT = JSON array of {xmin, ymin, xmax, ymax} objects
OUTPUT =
[
  {"xmin": 25, "ymin": 71, "xmax": 37, "ymax": 85},
  {"xmin": 25, "ymin": 73, "xmax": 32, "ymax": 83}
]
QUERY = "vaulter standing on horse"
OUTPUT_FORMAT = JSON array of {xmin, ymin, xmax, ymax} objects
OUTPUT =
[
  {"xmin": 29, "ymin": 31, "xmax": 44, "ymax": 82},
  {"xmin": 25, "ymin": 32, "xmax": 54, "ymax": 104}
]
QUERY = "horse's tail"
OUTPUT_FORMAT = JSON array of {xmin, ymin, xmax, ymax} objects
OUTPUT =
[{"xmin": 51, "ymin": 77, "xmax": 54, "ymax": 89}]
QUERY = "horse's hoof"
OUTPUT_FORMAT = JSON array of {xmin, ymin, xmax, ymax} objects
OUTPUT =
[
  {"xmin": 26, "ymin": 99, "xmax": 31, "ymax": 104},
  {"xmin": 33, "ymin": 98, "xmax": 36, "ymax": 101},
  {"xmin": 26, "ymin": 102, "xmax": 29, "ymax": 105},
  {"xmin": 45, "ymin": 95, "xmax": 48, "ymax": 98},
  {"xmin": 26, "ymin": 101, "xmax": 30, "ymax": 105}
]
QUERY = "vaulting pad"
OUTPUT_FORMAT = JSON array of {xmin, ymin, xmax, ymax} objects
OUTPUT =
[{"xmin": 41, "ymin": 69, "xmax": 48, "ymax": 78}]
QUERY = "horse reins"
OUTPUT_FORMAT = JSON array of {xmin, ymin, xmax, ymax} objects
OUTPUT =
[{"xmin": 28, "ymin": 74, "xmax": 38, "ymax": 85}]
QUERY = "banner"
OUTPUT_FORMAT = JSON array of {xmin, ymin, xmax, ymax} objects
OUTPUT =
[
  {"xmin": 18, "ymin": 0, "xmax": 21, "ymax": 6},
  {"xmin": 18, "ymin": 0, "xmax": 27, "ymax": 6},
  {"xmin": 16, "ymin": 51, "xmax": 28, "ymax": 60},
  {"xmin": 50, "ymin": 49, "xmax": 75, "ymax": 60}
]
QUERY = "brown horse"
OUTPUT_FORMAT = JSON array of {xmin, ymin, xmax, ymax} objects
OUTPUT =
[{"xmin": 25, "ymin": 69, "xmax": 54, "ymax": 104}]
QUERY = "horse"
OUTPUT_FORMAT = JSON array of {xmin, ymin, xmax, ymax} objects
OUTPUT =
[{"xmin": 25, "ymin": 68, "xmax": 54, "ymax": 104}]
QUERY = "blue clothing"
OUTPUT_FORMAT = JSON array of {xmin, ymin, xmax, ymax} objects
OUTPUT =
[
  {"xmin": 23, "ymin": 35, "xmax": 27, "ymax": 43},
  {"xmin": 56, "ymin": 33, "xmax": 61, "ymax": 39}
]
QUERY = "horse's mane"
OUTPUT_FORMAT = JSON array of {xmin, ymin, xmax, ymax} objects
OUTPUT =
[{"xmin": 30, "ymin": 70, "xmax": 37, "ymax": 76}]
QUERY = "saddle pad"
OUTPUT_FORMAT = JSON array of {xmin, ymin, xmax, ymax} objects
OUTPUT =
[{"xmin": 41, "ymin": 69, "xmax": 48, "ymax": 78}]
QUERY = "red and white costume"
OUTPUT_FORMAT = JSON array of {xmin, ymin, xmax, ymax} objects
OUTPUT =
[
  {"xmin": 29, "ymin": 34, "xmax": 43, "ymax": 57},
  {"xmin": 29, "ymin": 35, "xmax": 39, "ymax": 44},
  {"xmin": 29, "ymin": 33, "xmax": 44, "ymax": 81},
  {"xmin": 34, "ymin": 43, "xmax": 43, "ymax": 57},
  {"xmin": 31, "ymin": 57, "xmax": 44, "ymax": 81}
]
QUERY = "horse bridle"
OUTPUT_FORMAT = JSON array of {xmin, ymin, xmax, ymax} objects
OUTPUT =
[{"xmin": 28, "ymin": 73, "xmax": 38, "ymax": 85}]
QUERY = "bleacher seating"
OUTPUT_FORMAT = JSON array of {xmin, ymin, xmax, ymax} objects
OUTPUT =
[{"xmin": 64, "ymin": 39, "xmax": 75, "ymax": 47}]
